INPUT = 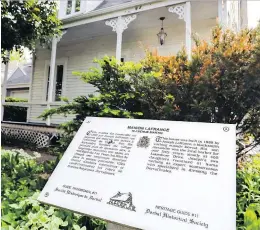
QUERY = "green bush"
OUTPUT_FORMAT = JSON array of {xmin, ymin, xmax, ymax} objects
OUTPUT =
[
  {"xmin": 3, "ymin": 97, "xmax": 28, "ymax": 122},
  {"xmin": 41, "ymin": 26, "xmax": 260, "ymax": 157},
  {"xmin": 1, "ymin": 149, "xmax": 106, "ymax": 230},
  {"xmin": 237, "ymin": 154, "xmax": 260, "ymax": 230}
]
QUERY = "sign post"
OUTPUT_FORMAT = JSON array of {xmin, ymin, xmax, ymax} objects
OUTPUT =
[{"xmin": 39, "ymin": 117, "xmax": 236, "ymax": 230}]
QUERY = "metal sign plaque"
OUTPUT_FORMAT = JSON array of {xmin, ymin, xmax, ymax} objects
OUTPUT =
[{"xmin": 39, "ymin": 117, "xmax": 236, "ymax": 230}]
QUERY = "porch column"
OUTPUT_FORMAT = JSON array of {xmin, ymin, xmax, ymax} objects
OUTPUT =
[
  {"xmin": 218, "ymin": 0, "xmax": 223, "ymax": 25},
  {"xmin": 218, "ymin": 0, "xmax": 228, "ymax": 28},
  {"xmin": 240, "ymin": 0, "xmax": 248, "ymax": 29},
  {"xmin": 46, "ymin": 37, "xmax": 58, "ymax": 126},
  {"xmin": 27, "ymin": 52, "xmax": 36, "ymax": 122},
  {"xmin": 168, "ymin": 2, "xmax": 192, "ymax": 60},
  {"xmin": 185, "ymin": 2, "xmax": 191, "ymax": 60},
  {"xmin": 46, "ymin": 30, "xmax": 67, "ymax": 126},
  {"xmin": 105, "ymin": 15, "xmax": 137, "ymax": 62},
  {"xmin": 1, "ymin": 52, "xmax": 10, "ymax": 121}
]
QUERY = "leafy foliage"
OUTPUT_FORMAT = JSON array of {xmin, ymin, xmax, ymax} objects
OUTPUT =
[
  {"xmin": 1, "ymin": 150, "xmax": 106, "ymax": 230},
  {"xmin": 40, "ymin": 57, "xmax": 145, "ymax": 149},
  {"xmin": 9, "ymin": 49, "xmax": 27, "ymax": 63},
  {"xmin": 2, "ymin": 149, "xmax": 259, "ymax": 229},
  {"xmin": 41, "ymin": 26, "xmax": 260, "ymax": 157},
  {"xmin": 5, "ymin": 97, "xmax": 28, "ymax": 103},
  {"xmin": 237, "ymin": 154, "xmax": 260, "ymax": 230},
  {"xmin": 1, "ymin": 0, "xmax": 61, "ymax": 63}
]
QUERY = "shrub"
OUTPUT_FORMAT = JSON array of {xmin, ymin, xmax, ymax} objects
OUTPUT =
[
  {"xmin": 40, "ymin": 58, "xmax": 145, "ymax": 150},
  {"xmin": 40, "ymin": 26, "xmax": 260, "ymax": 157},
  {"xmin": 1, "ymin": 150, "xmax": 106, "ymax": 230},
  {"xmin": 237, "ymin": 154, "xmax": 260, "ymax": 229}
]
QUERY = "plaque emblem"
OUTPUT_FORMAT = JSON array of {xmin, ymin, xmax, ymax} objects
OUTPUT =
[
  {"xmin": 44, "ymin": 192, "xmax": 49, "ymax": 197},
  {"xmin": 137, "ymin": 136, "xmax": 150, "ymax": 148},
  {"xmin": 107, "ymin": 192, "xmax": 136, "ymax": 212},
  {"xmin": 223, "ymin": 127, "xmax": 230, "ymax": 132}
]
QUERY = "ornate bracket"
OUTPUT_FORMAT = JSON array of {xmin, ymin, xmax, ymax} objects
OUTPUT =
[
  {"xmin": 105, "ymin": 14, "xmax": 137, "ymax": 34},
  {"xmin": 168, "ymin": 4, "xmax": 186, "ymax": 21}
]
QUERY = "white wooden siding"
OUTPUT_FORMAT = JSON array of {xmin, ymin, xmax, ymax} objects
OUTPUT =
[{"xmin": 29, "ymin": 17, "xmax": 216, "ymax": 124}]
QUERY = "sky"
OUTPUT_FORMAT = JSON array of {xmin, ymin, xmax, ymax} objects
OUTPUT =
[{"xmin": 247, "ymin": 0, "xmax": 260, "ymax": 28}]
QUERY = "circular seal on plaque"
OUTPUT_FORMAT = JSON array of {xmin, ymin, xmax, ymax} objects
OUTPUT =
[
  {"xmin": 223, "ymin": 127, "xmax": 230, "ymax": 132},
  {"xmin": 44, "ymin": 192, "xmax": 49, "ymax": 197}
]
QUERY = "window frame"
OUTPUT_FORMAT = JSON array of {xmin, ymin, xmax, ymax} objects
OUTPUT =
[
  {"xmin": 64, "ymin": 0, "xmax": 82, "ymax": 17},
  {"xmin": 43, "ymin": 58, "xmax": 68, "ymax": 103}
]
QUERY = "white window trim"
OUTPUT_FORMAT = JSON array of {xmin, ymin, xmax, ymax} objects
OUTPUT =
[
  {"xmin": 62, "ymin": 0, "xmax": 84, "ymax": 19},
  {"xmin": 43, "ymin": 58, "xmax": 68, "ymax": 103}
]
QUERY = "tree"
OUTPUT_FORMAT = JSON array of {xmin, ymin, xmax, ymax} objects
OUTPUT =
[{"xmin": 1, "ymin": 0, "xmax": 61, "ymax": 63}]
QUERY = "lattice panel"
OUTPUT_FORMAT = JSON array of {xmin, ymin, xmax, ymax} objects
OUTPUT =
[{"xmin": 1, "ymin": 127, "xmax": 50, "ymax": 148}]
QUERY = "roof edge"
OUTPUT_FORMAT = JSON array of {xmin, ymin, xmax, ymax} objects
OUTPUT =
[{"xmin": 62, "ymin": 0, "xmax": 158, "ymax": 27}]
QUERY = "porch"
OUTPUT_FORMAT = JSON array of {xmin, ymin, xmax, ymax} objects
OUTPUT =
[{"xmin": 1, "ymin": 0, "xmax": 243, "ymax": 127}]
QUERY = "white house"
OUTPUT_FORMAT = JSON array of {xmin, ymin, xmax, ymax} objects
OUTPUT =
[{"xmin": 2, "ymin": 0, "xmax": 248, "ymax": 125}]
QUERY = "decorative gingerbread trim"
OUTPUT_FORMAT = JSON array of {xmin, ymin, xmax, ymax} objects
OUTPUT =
[
  {"xmin": 168, "ymin": 4, "xmax": 185, "ymax": 21},
  {"xmin": 105, "ymin": 15, "xmax": 137, "ymax": 33}
]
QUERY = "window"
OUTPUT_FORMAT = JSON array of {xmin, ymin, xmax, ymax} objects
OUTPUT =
[
  {"xmin": 66, "ymin": 0, "xmax": 72, "ymax": 15},
  {"xmin": 66, "ymin": 0, "xmax": 81, "ymax": 15},
  {"xmin": 46, "ymin": 64, "xmax": 64, "ymax": 102},
  {"xmin": 75, "ymin": 0, "xmax": 81, "ymax": 12},
  {"xmin": 55, "ymin": 65, "xmax": 64, "ymax": 101},
  {"xmin": 46, "ymin": 66, "xmax": 50, "ymax": 101}
]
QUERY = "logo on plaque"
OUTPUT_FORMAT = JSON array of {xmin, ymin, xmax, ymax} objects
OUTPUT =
[
  {"xmin": 44, "ymin": 192, "xmax": 49, "ymax": 197},
  {"xmin": 137, "ymin": 136, "xmax": 150, "ymax": 148},
  {"xmin": 223, "ymin": 127, "xmax": 230, "ymax": 132},
  {"xmin": 107, "ymin": 192, "xmax": 136, "ymax": 212}
]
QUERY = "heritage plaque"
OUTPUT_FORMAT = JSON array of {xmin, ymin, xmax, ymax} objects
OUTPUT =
[{"xmin": 38, "ymin": 117, "xmax": 236, "ymax": 230}]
